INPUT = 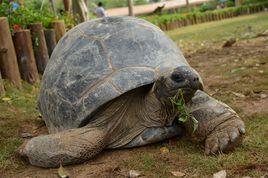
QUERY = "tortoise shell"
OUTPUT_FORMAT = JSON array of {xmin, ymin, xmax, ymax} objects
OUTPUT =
[{"xmin": 38, "ymin": 16, "xmax": 189, "ymax": 133}]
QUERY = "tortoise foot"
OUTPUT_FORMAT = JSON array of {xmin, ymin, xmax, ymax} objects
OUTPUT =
[{"xmin": 205, "ymin": 118, "xmax": 245, "ymax": 155}]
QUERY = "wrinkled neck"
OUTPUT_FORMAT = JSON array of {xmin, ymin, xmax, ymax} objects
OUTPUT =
[{"xmin": 143, "ymin": 89, "xmax": 178, "ymax": 127}]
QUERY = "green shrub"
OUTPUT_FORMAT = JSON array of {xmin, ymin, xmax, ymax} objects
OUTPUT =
[
  {"xmin": 243, "ymin": 0, "xmax": 267, "ymax": 5},
  {"xmin": 199, "ymin": 2, "xmax": 216, "ymax": 12},
  {"xmin": 143, "ymin": 1, "xmax": 268, "ymax": 27},
  {"xmin": 226, "ymin": 0, "xmax": 235, "ymax": 7},
  {"xmin": 90, "ymin": 0, "xmax": 149, "ymax": 9},
  {"xmin": 0, "ymin": 0, "xmax": 74, "ymax": 32}
]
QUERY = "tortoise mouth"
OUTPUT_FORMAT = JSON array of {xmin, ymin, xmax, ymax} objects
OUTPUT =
[{"xmin": 169, "ymin": 87, "xmax": 197, "ymax": 103}]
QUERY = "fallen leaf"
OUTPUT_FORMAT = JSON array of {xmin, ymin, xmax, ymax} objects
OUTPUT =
[
  {"xmin": 261, "ymin": 173, "xmax": 268, "ymax": 178},
  {"xmin": 256, "ymin": 29, "xmax": 268, "ymax": 37},
  {"xmin": 160, "ymin": 146, "xmax": 169, "ymax": 154},
  {"xmin": 21, "ymin": 133, "xmax": 33, "ymax": 138},
  {"xmin": 260, "ymin": 94, "xmax": 267, "ymax": 99},
  {"xmin": 170, "ymin": 171, "xmax": 185, "ymax": 177},
  {"xmin": 231, "ymin": 68, "xmax": 242, "ymax": 73},
  {"xmin": 222, "ymin": 38, "xmax": 236, "ymax": 48},
  {"xmin": 58, "ymin": 164, "xmax": 69, "ymax": 178},
  {"xmin": 129, "ymin": 170, "xmax": 142, "ymax": 177},
  {"xmin": 213, "ymin": 170, "xmax": 227, "ymax": 178},
  {"xmin": 231, "ymin": 92, "xmax": 245, "ymax": 98},
  {"xmin": 2, "ymin": 97, "xmax": 11, "ymax": 101}
]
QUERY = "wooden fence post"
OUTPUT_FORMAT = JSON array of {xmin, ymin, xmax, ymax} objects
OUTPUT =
[
  {"xmin": 0, "ymin": 71, "xmax": 4, "ymax": 95},
  {"xmin": 29, "ymin": 23, "xmax": 49, "ymax": 74},
  {"xmin": 0, "ymin": 17, "xmax": 21, "ymax": 88},
  {"xmin": 44, "ymin": 29, "xmax": 57, "ymax": 57},
  {"xmin": 13, "ymin": 30, "xmax": 39, "ymax": 84},
  {"xmin": 51, "ymin": 20, "xmax": 66, "ymax": 42}
]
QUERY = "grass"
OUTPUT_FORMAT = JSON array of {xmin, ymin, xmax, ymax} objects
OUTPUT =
[
  {"xmin": 167, "ymin": 12, "xmax": 268, "ymax": 51},
  {"xmin": 121, "ymin": 113, "xmax": 268, "ymax": 177},
  {"xmin": 1, "ymin": 12, "xmax": 268, "ymax": 177},
  {"xmin": 0, "ymin": 81, "xmax": 41, "ymax": 172},
  {"xmin": 184, "ymin": 113, "xmax": 268, "ymax": 177},
  {"xmin": 121, "ymin": 12, "xmax": 268, "ymax": 177}
]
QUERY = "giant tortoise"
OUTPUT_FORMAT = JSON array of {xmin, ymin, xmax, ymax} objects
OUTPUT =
[{"xmin": 19, "ymin": 16, "xmax": 245, "ymax": 168}]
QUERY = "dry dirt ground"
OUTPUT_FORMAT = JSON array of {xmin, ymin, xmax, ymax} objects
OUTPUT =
[{"xmin": 1, "ymin": 34, "xmax": 267, "ymax": 178}]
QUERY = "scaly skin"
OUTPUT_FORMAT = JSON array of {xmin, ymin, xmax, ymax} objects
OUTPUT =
[
  {"xmin": 18, "ymin": 67, "xmax": 244, "ymax": 168},
  {"xmin": 186, "ymin": 90, "xmax": 245, "ymax": 154},
  {"xmin": 18, "ymin": 127, "xmax": 107, "ymax": 168},
  {"xmin": 18, "ymin": 66, "xmax": 202, "ymax": 168}
]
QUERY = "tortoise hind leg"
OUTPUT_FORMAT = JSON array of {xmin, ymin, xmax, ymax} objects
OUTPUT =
[
  {"xmin": 186, "ymin": 90, "xmax": 245, "ymax": 155},
  {"xmin": 18, "ymin": 127, "xmax": 107, "ymax": 168},
  {"xmin": 123, "ymin": 124, "xmax": 182, "ymax": 148}
]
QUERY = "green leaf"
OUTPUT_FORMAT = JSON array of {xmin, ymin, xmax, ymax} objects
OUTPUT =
[
  {"xmin": 169, "ymin": 89, "xmax": 198, "ymax": 134},
  {"xmin": 191, "ymin": 116, "xmax": 199, "ymax": 134}
]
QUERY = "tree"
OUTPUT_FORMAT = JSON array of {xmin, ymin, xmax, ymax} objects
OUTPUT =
[
  {"xmin": 72, "ymin": 0, "xmax": 88, "ymax": 23},
  {"xmin": 128, "ymin": 0, "xmax": 134, "ymax": 16},
  {"xmin": 49, "ymin": 0, "xmax": 56, "ymax": 14},
  {"xmin": 186, "ymin": 0, "xmax": 190, "ymax": 11},
  {"xmin": 84, "ymin": 0, "xmax": 88, "ymax": 7},
  {"xmin": 235, "ymin": 0, "xmax": 243, "ymax": 6},
  {"xmin": 63, "ymin": 0, "xmax": 71, "ymax": 13}
]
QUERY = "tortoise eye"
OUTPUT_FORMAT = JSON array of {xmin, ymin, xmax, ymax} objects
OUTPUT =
[{"xmin": 171, "ymin": 73, "xmax": 184, "ymax": 83}]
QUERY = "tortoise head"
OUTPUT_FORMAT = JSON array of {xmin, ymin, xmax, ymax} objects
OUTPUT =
[{"xmin": 153, "ymin": 66, "xmax": 203, "ymax": 104}]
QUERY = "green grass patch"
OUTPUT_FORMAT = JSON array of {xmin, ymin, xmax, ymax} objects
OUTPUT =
[
  {"xmin": 122, "ymin": 112, "xmax": 268, "ymax": 177},
  {"xmin": 0, "ymin": 81, "xmax": 40, "ymax": 171},
  {"xmin": 167, "ymin": 12, "xmax": 268, "ymax": 50}
]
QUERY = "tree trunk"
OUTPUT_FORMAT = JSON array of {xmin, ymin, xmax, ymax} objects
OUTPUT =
[
  {"xmin": 235, "ymin": 0, "xmax": 243, "ymax": 6},
  {"xmin": 51, "ymin": 20, "xmax": 66, "ymax": 42},
  {"xmin": 13, "ymin": 30, "xmax": 39, "ymax": 84},
  {"xmin": 18, "ymin": 0, "xmax": 24, "ymax": 6},
  {"xmin": 72, "ymin": 0, "xmax": 88, "ymax": 23},
  {"xmin": 44, "ymin": 29, "xmax": 57, "ymax": 57},
  {"xmin": 29, "ymin": 23, "xmax": 49, "ymax": 74},
  {"xmin": 84, "ymin": 0, "xmax": 88, "ymax": 7},
  {"xmin": 0, "ymin": 71, "xmax": 4, "ymax": 95},
  {"xmin": 186, "ymin": 0, "xmax": 190, "ymax": 11},
  {"xmin": 0, "ymin": 17, "xmax": 21, "ymax": 88},
  {"xmin": 128, "ymin": 0, "xmax": 134, "ymax": 16},
  {"xmin": 63, "ymin": 0, "xmax": 71, "ymax": 13}
]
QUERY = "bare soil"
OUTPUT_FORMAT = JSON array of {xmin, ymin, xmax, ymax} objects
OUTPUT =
[{"xmin": 2, "ymin": 36, "xmax": 268, "ymax": 178}]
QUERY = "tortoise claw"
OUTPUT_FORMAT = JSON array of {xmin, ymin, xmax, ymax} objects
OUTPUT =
[
  {"xmin": 239, "ymin": 127, "xmax": 246, "ymax": 134},
  {"xmin": 16, "ymin": 140, "xmax": 30, "ymax": 163},
  {"xmin": 204, "ymin": 119, "xmax": 245, "ymax": 155}
]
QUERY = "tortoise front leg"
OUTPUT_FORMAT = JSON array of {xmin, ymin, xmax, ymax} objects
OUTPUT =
[
  {"xmin": 18, "ymin": 127, "xmax": 107, "ymax": 168},
  {"xmin": 185, "ymin": 90, "xmax": 245, "ymax": 155},
  {"xmin": 123, "ymin": 124, "xmax": 182, "ymax": 148}
]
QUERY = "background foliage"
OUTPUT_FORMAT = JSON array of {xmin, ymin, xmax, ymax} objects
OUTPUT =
[{"xmin": 0, "ymin": 0, "xmax": 74, "ymax": 32}]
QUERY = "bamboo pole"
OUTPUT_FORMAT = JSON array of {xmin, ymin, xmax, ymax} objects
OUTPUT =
[
  {"xmin": 51, "ymin": 20, "xmax": 66, "ymax": 42},
  {"xmin": 29, "ymin": 23, "xmax": 49, "ymax": 74},
  {"xmin": 44, "ymin": 29, "xmax": 57, "ymax": 57},
  {"xmin": 0, "ymin": 17, "xmax": 21, "ymax": 88},
  {"xmin": 13, "ymin": 30, "xmax": 39, "ymax": 84}
]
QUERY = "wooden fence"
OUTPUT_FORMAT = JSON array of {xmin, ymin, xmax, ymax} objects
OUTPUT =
[
  {"xmin": 156, "ymin": 4, "xmax": 268, "ymax": 31},
  {"xmin": 0, "ymin": 17, "xmax": 66, "ymax": 94}
]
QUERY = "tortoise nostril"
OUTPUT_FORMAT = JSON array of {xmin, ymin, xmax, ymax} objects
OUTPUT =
[{"xmin": 193, "ymin": 77, "xmax": 199, "ymax": 82}]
